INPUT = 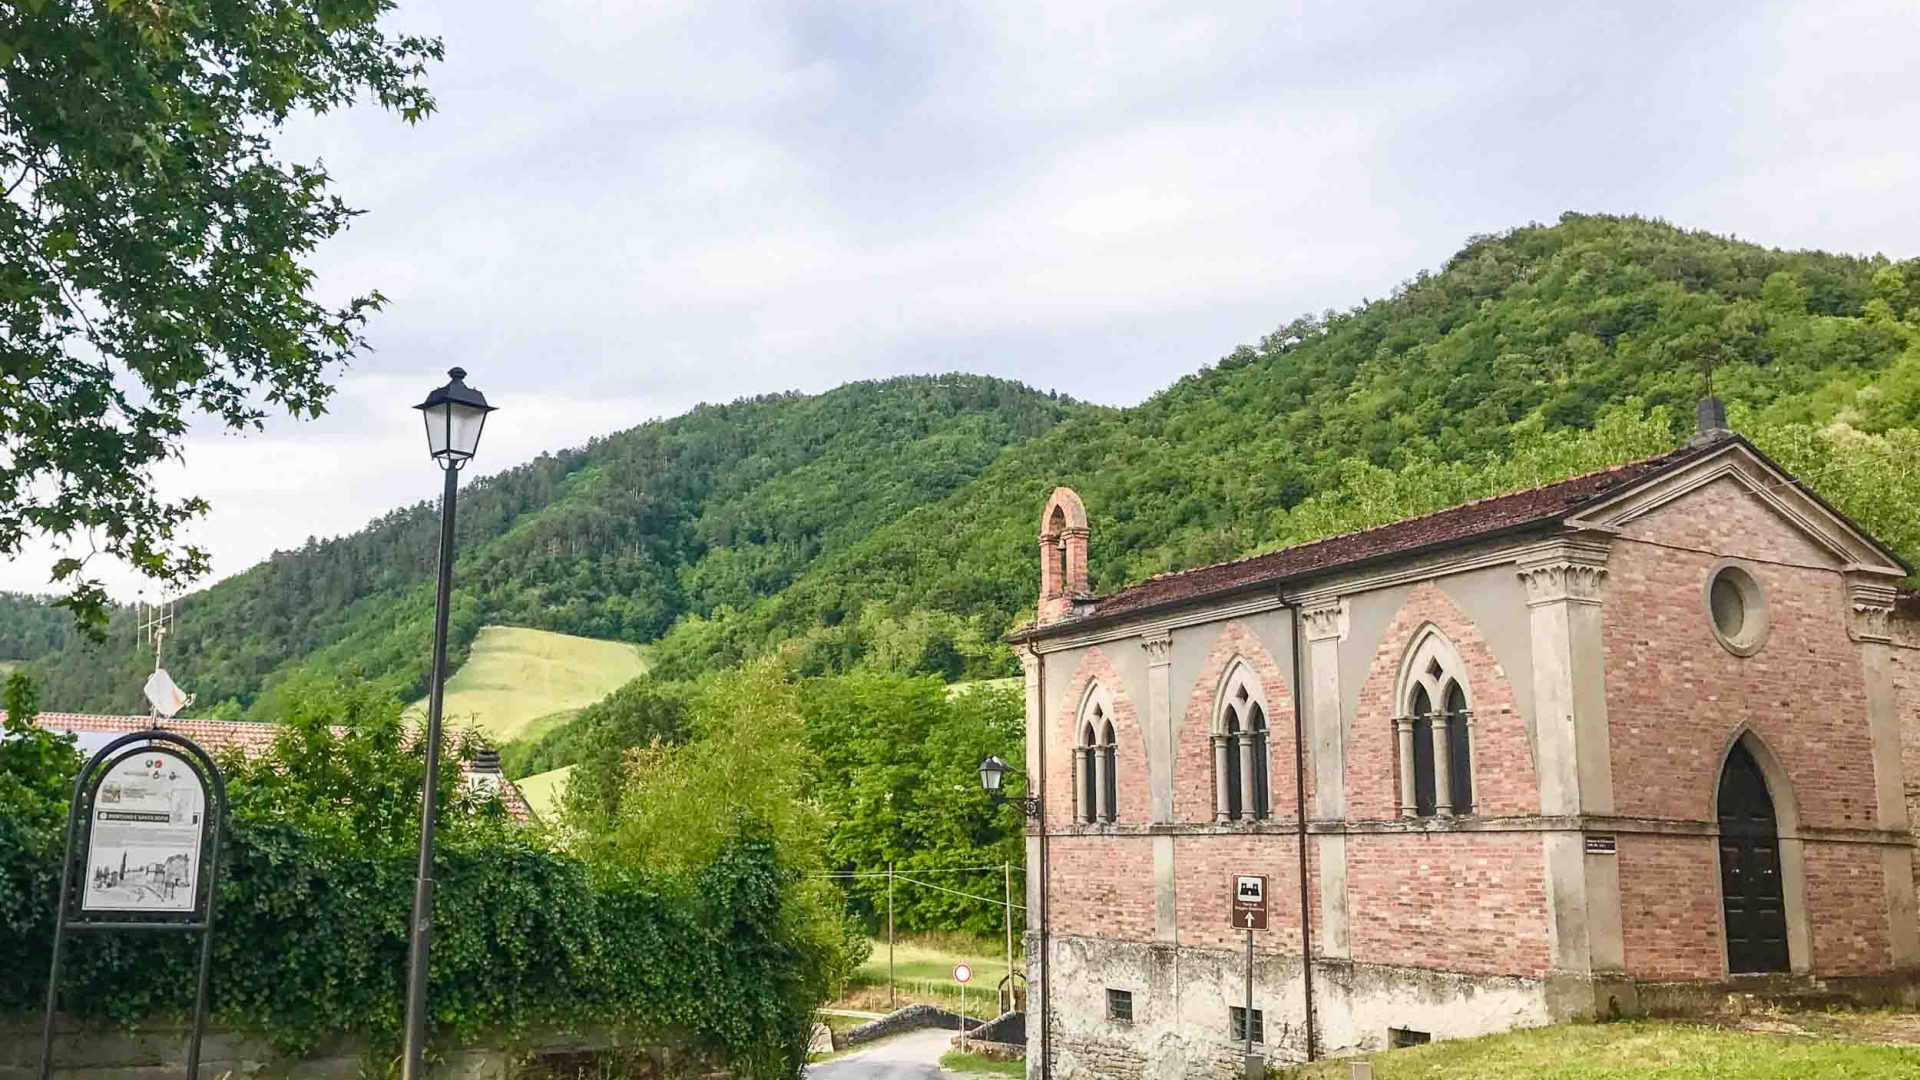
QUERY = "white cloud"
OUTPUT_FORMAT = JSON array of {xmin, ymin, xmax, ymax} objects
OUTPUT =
[{"xmin": 12, "ymin": 0, "xmax": 1920, "ymax": 598}]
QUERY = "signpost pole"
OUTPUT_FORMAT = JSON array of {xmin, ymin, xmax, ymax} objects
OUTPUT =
[
  {"xmin": 1244, "ymin": 928, "xmax": 1255, "ymax": 1077},
  {"xmin": 183, "ymin": 767, "xmax": 227, "ymax": 1080},
  {"xmin": 1229, "ymin": 873, "xmax": 1268, "ymax": 1080},
  {"xmin": 35, "ymin": 775, "xmax": 84, "ymax": 1080}
]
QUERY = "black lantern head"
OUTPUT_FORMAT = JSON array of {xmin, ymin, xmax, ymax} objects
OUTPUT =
[
  {"xmin": 416, "ymin": 367, "xmax": 496, "ymax": 468},
  {"xmin": 978, "ymin": 754, "xmax": 1010, "ymax": 795}
]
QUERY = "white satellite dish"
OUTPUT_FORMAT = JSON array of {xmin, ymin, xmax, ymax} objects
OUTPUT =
[{"xmin": 143, "ymin": 668, "xmax": 194, "ymax": 719}]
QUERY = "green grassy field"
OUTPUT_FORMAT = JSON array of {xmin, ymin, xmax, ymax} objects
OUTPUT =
[
  {"xmin": 515, "ymin": 764, "xmax": 573, "ymax": 821},
  {"xmin": 420, "ymin": 626, "xmax": 647, "ymax": 742},
  {"xmin": 1284, "ymin": 1021, "xmax": 1920, "ymax": 1079},
  {"xmin": 837, "ymin": 935, "xmax": 1021, "ymax": 1015}
]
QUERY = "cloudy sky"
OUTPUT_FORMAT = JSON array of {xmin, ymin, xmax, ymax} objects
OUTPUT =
[{"xmin": 12, "ymin": 0, "xmax": 1919, "ymax": 597}]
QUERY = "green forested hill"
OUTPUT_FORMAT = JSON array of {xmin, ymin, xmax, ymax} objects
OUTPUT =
[
  {"xmin": 23, "ymin": 376, "xmax": 1084, "ymax": 713},
  {"xmin": 643, "ymin": 214, "xmax": 1920, "ymax": 680},
  {"xmin": 16, "ymin": 214, "xmax": 1920, "ymax": 708}
]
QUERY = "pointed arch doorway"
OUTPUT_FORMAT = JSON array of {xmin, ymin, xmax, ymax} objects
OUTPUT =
[{"xmin": 1717, "ymin": 741, "xmax": 1790, "ymax": 974}]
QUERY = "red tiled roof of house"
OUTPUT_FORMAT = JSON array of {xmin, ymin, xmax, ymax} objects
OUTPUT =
[
  {"xmin": 20, "ymin": 711, "xmax": 531, "ymax": 821},
  {"xmin": 1014, "ymin": 438, "xmax": 1725, "ymax": 638}
]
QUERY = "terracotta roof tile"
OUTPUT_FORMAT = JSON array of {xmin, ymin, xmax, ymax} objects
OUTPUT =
[
  {"xmin": 17, "ymin": 711, "xmax": 531, "ymax": 821},
  {"xmin": 1018, "ymin": 439, "xmax": 1721, "ymax": 635}
]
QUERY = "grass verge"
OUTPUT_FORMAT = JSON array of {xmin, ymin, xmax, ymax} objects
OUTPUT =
[
  {"xmin": 1281, "ymin": 1020, "xmax": 1920, "ymax": 1079},
  {"xmin": 940, "ymin": 1049, "xmax": 1025, "ymax": 1077}
]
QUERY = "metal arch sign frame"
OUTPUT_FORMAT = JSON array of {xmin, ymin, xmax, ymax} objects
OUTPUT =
[{"xmin": 38, "ymin": 729, "xmax": 229, "ymax": 1080}]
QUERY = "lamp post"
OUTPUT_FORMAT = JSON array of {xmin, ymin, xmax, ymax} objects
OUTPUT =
[
  {"xmin": 978, "ymin": 754, "xmax": 1036, "ymax": 1019},
  {"xmin": 403, "ymin": 368, "xmax": 494, "ymax": 1080}
]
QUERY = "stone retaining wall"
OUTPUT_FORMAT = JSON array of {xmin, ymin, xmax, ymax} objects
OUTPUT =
[
  {"xmin": 0, "ymin": 1018, "xmax": 694, "ymax": 1080},
  {"xmin": 844, "ymin": 1004, "xmax": 982, "ymax": 1046}
]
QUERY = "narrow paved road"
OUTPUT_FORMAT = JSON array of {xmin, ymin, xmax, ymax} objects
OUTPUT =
[{"xmin": 807, "ymin": 1025, "xmax": 962, "ymax": 1080}]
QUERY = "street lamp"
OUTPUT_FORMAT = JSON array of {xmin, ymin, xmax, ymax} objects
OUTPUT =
[
  {"xmin": 402, "ymin": 368, "xmax": 494, "ymax": 1080},
  {"xmin": 978, "ymin": 754, "xmax": 1040, "ymax": 819}
]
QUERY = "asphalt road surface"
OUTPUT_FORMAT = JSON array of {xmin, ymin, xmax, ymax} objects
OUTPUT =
[{"xmin": 807, "ymin": 1026, "xmax": 961, "ymax": 1080}]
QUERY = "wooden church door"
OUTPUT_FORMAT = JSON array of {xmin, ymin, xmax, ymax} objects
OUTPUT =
[{"xmin": 1717, "ymin": 741, "xmax": 1789, "ymax": 974}]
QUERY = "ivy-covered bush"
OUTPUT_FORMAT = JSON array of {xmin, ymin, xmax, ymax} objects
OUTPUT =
[{"xmin": 0, "ymin": 678, "xmax": 832, "ymax": 1078}]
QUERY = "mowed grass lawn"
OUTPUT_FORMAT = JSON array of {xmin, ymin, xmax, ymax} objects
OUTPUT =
[
  {"xmin": 1285, "ymin": 1021, "xmax": 1920, "ymax": 1079},
  {"xmin": 419, "ymin": 625, "xmax": 648, "ymax": 742}
]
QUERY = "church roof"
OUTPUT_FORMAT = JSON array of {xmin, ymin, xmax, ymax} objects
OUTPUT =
[
  {"xmin": 18, "ymin": 711, "xmax": 532, "ymax": 821},
  {"xmin": 1011, "ymin": 436, "xmax": 1736, "ymax": 639}
]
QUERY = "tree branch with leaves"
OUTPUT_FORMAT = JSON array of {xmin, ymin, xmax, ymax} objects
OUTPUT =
[{"xmin": 0, "ymin": 0, "xmax": 441, "ymax": 632}]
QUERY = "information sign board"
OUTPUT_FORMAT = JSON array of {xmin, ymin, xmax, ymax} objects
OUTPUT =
[{"xmin": 81, "ymin": 748, "xmax": 206, "ymax": 914}]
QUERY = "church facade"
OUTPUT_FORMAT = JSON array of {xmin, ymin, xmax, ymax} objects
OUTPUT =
[{"xmin": 1011, "ymin": 418, "xmax": 1920, "ymax": 1077}]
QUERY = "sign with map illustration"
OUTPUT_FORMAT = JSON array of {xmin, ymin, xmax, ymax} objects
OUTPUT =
[{"xmin": 81, "ymin": 748, "xmax": 207, "ymax": 913}]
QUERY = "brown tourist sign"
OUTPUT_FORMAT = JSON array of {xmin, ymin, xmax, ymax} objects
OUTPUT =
[{"xmin": 1231, "ymin": 874, "xmax": 1269, "ymax": 931}]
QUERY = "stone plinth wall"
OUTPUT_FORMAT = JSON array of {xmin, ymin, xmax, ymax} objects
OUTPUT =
[{"xmin": 0, "ymin": 1018, "xmax": 690, "ymax": 1080}]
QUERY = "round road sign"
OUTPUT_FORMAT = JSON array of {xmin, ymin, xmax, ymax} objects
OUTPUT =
[{"xmin": 953, "ymin": 963, "xmax": 972, "ymax": 984}]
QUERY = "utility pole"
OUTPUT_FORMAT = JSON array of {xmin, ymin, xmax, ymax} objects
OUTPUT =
[
  {"xmin": 1003, "ymin": 861, "xmax": 1015, "ymax": 1014},
  {"xmin": 887, "ymin": 862, "xmax": 896, "ymax": 1009}
]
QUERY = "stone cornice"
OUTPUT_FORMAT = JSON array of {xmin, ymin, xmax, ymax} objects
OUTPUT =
[
  {"xmin": 1021, "ymin": 592, "xmax": 1288, "ymax": 654},
  {"xmin": 1037, "ymin": 814, "xmax": 1914, "ymax": 846}
]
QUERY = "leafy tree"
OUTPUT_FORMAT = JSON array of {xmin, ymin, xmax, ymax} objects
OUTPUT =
[
  {"xmin": 0, "ymin": 0, "xmax": 441, "ymax": 629},
  {"xmin": 567, "ymin": 660, "xmax": 869, "ymax": 1001}
]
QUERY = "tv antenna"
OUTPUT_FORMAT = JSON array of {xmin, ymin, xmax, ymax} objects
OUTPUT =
[{"xmin": 137, "ymin": 600, "xmax": 177, "ymax": 674}]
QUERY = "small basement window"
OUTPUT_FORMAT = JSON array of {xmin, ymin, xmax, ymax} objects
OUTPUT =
[
  {"xmin": 1106, "ymin": 988, "xmax": 1134, "ymax": 1024},
  {"xmin": 1706, "ymin": 563, "xmax": 1769, "ymax": 656},
  {"xmin": 1388, "ymin": 1027, "xmax": 1431, "ymax": 1049},
  {"xmin": 1229, "ymin": 1006, "xmax": 1264, "ymax": 1044}
]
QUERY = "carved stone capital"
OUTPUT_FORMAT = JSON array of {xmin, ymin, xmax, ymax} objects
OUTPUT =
[
  {"xmin": 1060, "ymin": 526, "xmax": 1091, "ymax": 540},
  {"xmin": 1017, "ymin": 645, "xmax": 1042, "ymax": 678},
  {"xmin": 1847, "ymin": 576, "xmax": 1899, "ymax": 643},
  {"xmin": 1517, "ymin": 544, "xmax": 1611, "ymax": 607},
  {"xmin": 1139, "ymin": 631, "xmax": 1173, "ymax": 665},
  {"xmin": 1300, "ymin": 602, "xmax": 1347, "ymax": 642}
]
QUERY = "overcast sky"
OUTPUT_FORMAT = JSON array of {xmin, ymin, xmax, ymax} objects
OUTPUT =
[{"xmin": 12, "ymin": 0, "xmax": 1920, "ymax": 598}]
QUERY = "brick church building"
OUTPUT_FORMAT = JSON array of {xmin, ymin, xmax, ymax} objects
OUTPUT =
[{"xmin": 1010, "ymin": 410, "xmax": 1920, "ymax": 1077}]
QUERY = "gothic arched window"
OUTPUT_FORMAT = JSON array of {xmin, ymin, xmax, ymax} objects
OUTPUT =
[
  {"xmin": 1395, "ymin": 630, "xmax": 1475, "ymax": 818},
  {"xmin": 1214, "ymin": 663, "xmax": 1272, "ymax": 822},
  {"xmin": 1074, "ymin": 687, "xmax": 1118, "ymax": 824}
]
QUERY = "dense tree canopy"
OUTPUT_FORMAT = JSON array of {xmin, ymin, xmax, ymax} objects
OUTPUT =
[{"xmin": 0, "ymin": 1, "xmax": 438, "ymax": 628}]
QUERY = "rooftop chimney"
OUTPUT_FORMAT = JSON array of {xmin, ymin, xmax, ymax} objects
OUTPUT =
[{"xmin": 1691, "ymin": 396, "xmax": 1731, "ymax": 446}]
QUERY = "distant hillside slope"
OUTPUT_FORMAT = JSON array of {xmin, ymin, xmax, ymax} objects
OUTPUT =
[
  {"xmin": 422, "ymin": 626, "xmax": 648, "ymax": 743},
  {"xmin": 13, "ymin": 214, "xmax": 1920, "ymax": 705},
  {"xmin": 22, "ymin": 375, "xmax": 1084, "ymax": 713}
]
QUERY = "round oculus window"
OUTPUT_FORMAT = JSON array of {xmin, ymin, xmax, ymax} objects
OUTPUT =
[{"xmin": 1706, "ymin": 564, "xmax": 1768, "ymax": 656}]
